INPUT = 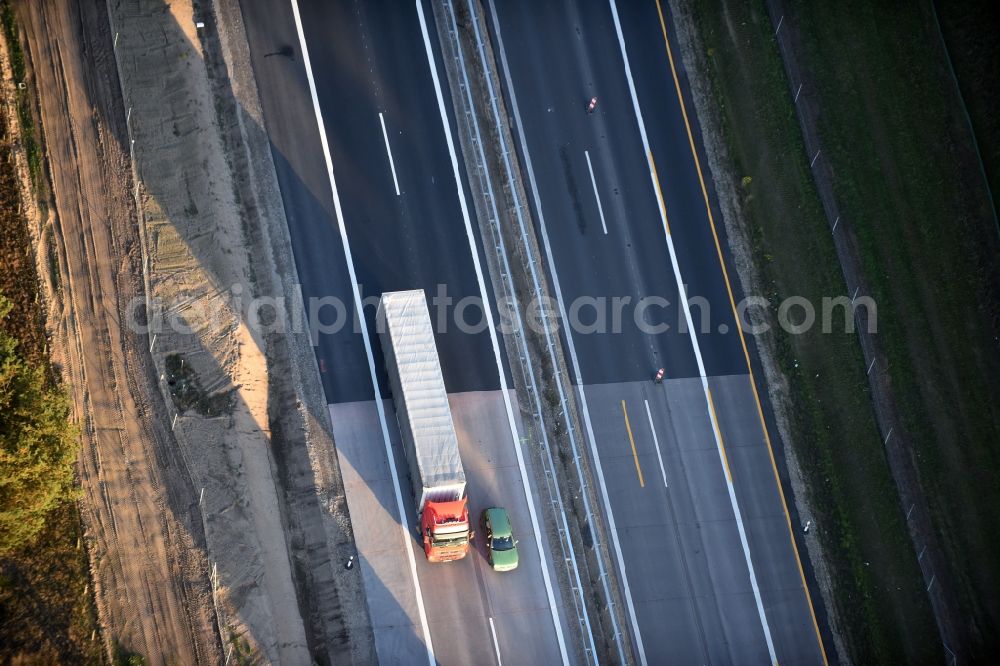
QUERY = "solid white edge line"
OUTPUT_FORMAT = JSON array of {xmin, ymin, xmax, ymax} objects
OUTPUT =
[
  {"xmin": 378, "ymin": 112, "xmax": 402, "ymax": 196},
  {"xmin": 607, "ymin": 0, "xmax": 778, "ymax": 662},
  {"xmin": 489, "ymin": 617, "xmax": 503, "ymax": 666},
  {"xmin": 482, "ymin": 2, "xmax": 647, "ymax": 664},
  {"xmin": 459, "ymin": 1, "xmax": 602, "ymax": 661},
  {"xmin": 288, "ymin": 3, "xmax": 435, "ymax": 664},
  {"xmin": 584, "ymin": 150, "xmax": 609, "ymax": 235},
  {"xmin": 643, "ymin": 399, "xmax": 668, "ymax": 488},
  {"xmin": 481, "ymin": 5, "xmax": 625, "ymax": 661},
  {"xmin": 448, "ymin": 0, "xmax": 600, "ymax": 656},
  {"xmin": 413, "ymin": 2, "xmax": 570, "ymax": 664}
]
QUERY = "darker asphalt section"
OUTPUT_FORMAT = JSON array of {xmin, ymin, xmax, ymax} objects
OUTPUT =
[
  {"xmin": 490, "ymin": 0, "xmax": 745, "ymax": 384},
  {"xmin": 614, "ymin": 0, "xmax": 746, "ymax": 378},
  {"xmin": 239, "ymin": 0, "xmax": 506, "ymax": 404},
  {"xmin": 487, "ymin": 0, "xmax": 826, "ymax": 663},
  {"xmin": 491, "ymin": 0, "xmax": 693, "ymax": 385}
]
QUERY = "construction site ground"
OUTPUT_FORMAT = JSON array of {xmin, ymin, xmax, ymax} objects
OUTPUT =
[{"xmin": 13, "ymin": 0, "xmax": 373, "ymax": 662}]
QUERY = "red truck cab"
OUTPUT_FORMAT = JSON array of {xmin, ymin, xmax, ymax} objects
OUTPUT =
[{"xmin": 423, "ymin": 498, "xmax": 471, "ymax": 562}]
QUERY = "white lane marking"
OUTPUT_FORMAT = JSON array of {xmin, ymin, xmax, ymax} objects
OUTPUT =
[
  {"xmin": 584, "ymin": 150, "xmax": 609, "ymax": 235},
  {"xmin": 607, "ymin": 0, "xmax": 778, "ymax": 662},
  {"xmin": 414, "ymin": 3, "xmax": 569, "ymax": 664},
  {"xmin": 489, "ymin": 617, "xmax": 503, "ymax": 666},
  {"xmin": 288, "ymin": 2, "xmax": 434, "ymax": 664},
  {"xmin": 484, "ymin": 3, "xmax": 645, "ymax": 664},
  {"xmin": 379, "ymin": 112, "xmax": 401, "ymax": 196},
  {"xmin": 644, "ymin": 399, "xmax": 668, "ymax": 489}
]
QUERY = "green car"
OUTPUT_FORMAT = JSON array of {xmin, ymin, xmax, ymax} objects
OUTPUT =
[{"xmin": 482, "ymin": 507, "xmax": 519, "ymax": 571}]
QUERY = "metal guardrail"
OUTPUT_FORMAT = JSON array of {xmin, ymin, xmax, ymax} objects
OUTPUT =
[
  {"xmin": 436, "ymin": 4, "xmax": 595, "ymax": 661},
  {"xmin": 438, "ymin": 0, "xmax": 631, "ymax": 661}
]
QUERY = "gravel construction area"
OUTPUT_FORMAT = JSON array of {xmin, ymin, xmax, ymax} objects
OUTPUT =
[{"xmin": 17, "ymin": 0, "xmax": 373, "ymax": 662}]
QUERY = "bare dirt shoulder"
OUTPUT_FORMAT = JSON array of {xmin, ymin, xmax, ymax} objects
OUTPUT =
[
  {"xmin": 15, "ymin": 0, "xmax": 219, "ymax": 662},
  {"xmin": 9, "ymin": 0, "xmax": 374, "ymax": 663},
  {"xmin": 205, "ymin": 0, "xmax": 376, "ymax": 660}
]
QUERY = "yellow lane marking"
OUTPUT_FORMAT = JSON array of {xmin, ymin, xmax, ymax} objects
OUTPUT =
[
  {"xmin": 648, "ymin": 150, "xmax": 671, "ymax": 235},
  {"xmin": 652, "ymin": 0, "xmax": 828, "ymax": 661},
  {"xmin": 705, "ymin": 389, "xmax": 732, "ymax": 482},
  {"xmin": 621, "ymin": 400, "xmax": 645, "ymax": 487}
]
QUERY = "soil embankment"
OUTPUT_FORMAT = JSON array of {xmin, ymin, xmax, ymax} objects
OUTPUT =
[{"xmin": 14, "ymin": 0, "xmax": 373, "ymax": 662}]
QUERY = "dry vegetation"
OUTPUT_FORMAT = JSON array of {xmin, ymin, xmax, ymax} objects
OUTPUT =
[{"xmin": 0, "ymin": 3, "xmax": 101, "ymax": 659}]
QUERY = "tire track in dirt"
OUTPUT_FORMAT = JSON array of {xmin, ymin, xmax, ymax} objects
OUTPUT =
[
  {"xmin": 17, "ymin": 1, "xmax": 219, "ymax": 662},
  {"xmin": 17, "ymin": 0, "xmax": 377, "ymax": 661}
]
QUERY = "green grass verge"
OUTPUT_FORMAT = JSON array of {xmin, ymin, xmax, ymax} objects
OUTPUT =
[
  {"xmin": 688, "ymin": 1, "xmax": 941, "ymax": 662},
  {"xmin": 786, "ymin": 1, "xmax": 1000, "ymax": 657},
  {"xmin": 934, "ymin": 0, "xmax": 1000, "ymax": 216}
]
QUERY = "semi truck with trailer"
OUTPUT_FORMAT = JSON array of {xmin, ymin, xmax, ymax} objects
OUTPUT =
[{"xmin": 377, "ymin": 289, "xmax": 472, "ymax": 562}]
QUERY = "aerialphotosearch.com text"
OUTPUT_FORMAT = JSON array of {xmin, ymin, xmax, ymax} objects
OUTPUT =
[{"xmin": 126, "ymin": 282, "xmax": 877, "ymax": 342}]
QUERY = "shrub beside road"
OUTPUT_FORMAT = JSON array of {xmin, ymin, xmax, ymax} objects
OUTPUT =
[{"xmin": 0, "ymin": 8, "xmax": 100, "ymax": 661}]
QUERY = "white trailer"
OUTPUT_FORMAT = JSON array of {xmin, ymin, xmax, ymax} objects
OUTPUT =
[{"xmin": 377, "ymin": 290, "xmax": 467, "ymax": 513}]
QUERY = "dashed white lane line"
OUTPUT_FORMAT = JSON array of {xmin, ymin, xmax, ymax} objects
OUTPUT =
[
  {"xmin": 644, "ymin": 399, "xmax": 668, "ymax": 489},
  {"xmin": 489, "ymin": 617, "xmax": 503, "ymax": 666},
  {"xmin": 607, "ymin": 0, "xmax": 778, "ymax": 661},
  {"xmin": 414, "ymin": 1, "xmax": 569, "ymax": 663},
  {"xmin": 378, "ymin": 112, "xmax": 401, "ymax": 196},
  {"xmin": 584, "ymin": 150, "xmax": 609, "ymax": 235},
  {"xmin": 459, "ymin": 0, "xmax": 600, "ymax": 660},
  {"xmin": 483, "ymin": 2, "xmax": 645, "ymax": 663},
  {"xmin": 287, "ymin": 1, "xmax": 434, "ymax": 663}
]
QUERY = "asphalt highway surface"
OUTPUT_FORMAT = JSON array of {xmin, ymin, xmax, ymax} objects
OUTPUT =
[
  {"xmin": 240, "ymin": 0, "xmax": 576, "ymax": 663},
  {"xmin": 239, "ymin": 0, "xmax": 829, "ymax": 662},
  {"xmin": 489, "ymin": 0, "xmax": 745, "ymax": 385},
  {"xmin": 487, "ymin": 0, "xmax": 829, "ymax": 662},
  {"xmin": 241, "ymin": 0, "xmax": 504, "ymax": 405}
]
